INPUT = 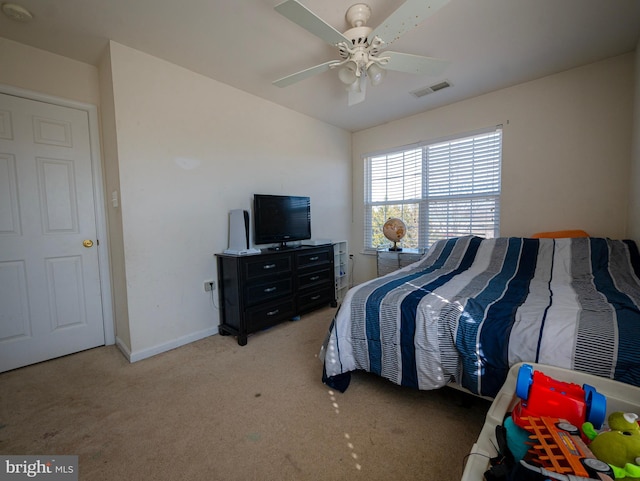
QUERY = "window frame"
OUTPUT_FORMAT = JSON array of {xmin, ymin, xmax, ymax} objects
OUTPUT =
[{"xmin": 363, "ymin": 126, "xmax": 502, "ymax": 252}]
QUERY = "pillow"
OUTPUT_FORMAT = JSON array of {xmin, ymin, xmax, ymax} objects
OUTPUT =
[{"xmin": 531, "ymin": 229, "xmax": 589, "ymax": 239}]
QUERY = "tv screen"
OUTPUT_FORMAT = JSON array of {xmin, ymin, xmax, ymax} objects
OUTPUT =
[{"xmin": 253, "ymin": 194, "xmax": 311, "ymax": 248}]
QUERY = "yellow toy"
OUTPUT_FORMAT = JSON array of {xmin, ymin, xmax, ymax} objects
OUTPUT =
[{"xmin": 583, "ymin": 412, "xmax": 640, "ymax": 479}]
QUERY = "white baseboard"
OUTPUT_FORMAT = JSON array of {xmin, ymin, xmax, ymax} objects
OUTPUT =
[
  {"xmin": 116, "ymin": 327, "xmax": 219, "ymax": 363},
  {"xmin": 115, "ymin": 336, "xmax": 132, "ymax": 360}
]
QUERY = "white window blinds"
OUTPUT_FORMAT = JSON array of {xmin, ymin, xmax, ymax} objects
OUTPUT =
[{"xmin": 364, "ymin": 127, "xmax": 502, "ymax": 250}]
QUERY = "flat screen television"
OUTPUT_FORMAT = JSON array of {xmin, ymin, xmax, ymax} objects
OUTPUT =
[{"xmin": 253, "ymin": 194, "xmax": 311, "ymax": 249}]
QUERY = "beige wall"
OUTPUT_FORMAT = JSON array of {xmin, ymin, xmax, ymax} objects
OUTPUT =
[
  {"xmin": 97, "ymin": 46, "xmax": 131, "ymax": 350},
  {"xmin": 0, "ymin": 37, "xmax": 100, "ymax": 105},
  {"xmin": 351, "ymin": 54, "xmax": 635, "ymax": 283},
  {"xmin": 105, "ymin": 42, "xmax": 351, "ymax": 359},
  {"xmin": 628, "ymin": 40, "xmax": 640, "ymax": 244}
]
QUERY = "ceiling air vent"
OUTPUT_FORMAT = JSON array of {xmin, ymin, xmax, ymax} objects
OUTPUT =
[{"xmin": 410, "ymin": 80, "xmax": 451, "ymax": 98}]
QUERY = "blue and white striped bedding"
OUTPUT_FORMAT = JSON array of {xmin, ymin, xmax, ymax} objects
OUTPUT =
[{"xmin": 321, "ymin": 236, "xmax": 640, "ymax": 397}]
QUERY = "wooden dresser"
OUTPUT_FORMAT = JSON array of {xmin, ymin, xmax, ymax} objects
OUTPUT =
[{"xmin": 215, "ymin": 245, "xmax": 335, "ymax": 345}]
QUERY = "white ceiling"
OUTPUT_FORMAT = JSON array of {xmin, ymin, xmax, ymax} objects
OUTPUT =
[{"xmin": 1, "ymin": 0, "xmax": 639, "ymax": 132}]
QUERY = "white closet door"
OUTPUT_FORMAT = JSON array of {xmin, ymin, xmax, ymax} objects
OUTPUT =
[{"xmin": 0, "ymin": 92, "xmax": 105, "ymax": 372}]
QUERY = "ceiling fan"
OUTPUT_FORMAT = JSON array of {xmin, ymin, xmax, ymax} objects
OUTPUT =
[{"xmin": 273, "ymin": 0, "xmax": 450, "ymax": 106}]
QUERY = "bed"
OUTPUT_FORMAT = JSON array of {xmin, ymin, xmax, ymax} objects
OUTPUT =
[{"xmin": 320, "ymin": 235, "xmax": 640, "ymax": 398}]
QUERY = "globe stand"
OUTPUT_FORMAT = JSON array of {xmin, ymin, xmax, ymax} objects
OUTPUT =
[{"xmin": 388, "ymin": 242, "xmax": 402, "ymax": 251}]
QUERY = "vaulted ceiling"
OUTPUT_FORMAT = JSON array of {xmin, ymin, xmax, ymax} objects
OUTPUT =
[{"xmin": 1, "ymin": 0, "xmax": 639, "ymax": 131}]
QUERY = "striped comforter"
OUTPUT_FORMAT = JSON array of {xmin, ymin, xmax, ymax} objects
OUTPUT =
[{"xmin": 321, "ymin": 236, "xmax": 640, "ymax": 397}]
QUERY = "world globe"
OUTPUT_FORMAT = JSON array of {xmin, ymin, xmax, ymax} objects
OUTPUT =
[{"xmin": 382, "ymin": 217, "xmax": 406, "ymax": 251}]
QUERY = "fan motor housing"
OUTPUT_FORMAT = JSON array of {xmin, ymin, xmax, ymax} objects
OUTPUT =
[
  {"xmin": 345, "ymin": 3, "xmax": 371, "ymax": 28},
  {"xmin": 339, "ymin": 25, "xmax": 375, "ymax": 60},
  {"xmin": 344, "ymin": 26, "xmax": 372, "ymax": 45}
]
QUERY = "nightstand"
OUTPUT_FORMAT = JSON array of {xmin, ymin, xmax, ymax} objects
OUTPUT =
[{"xmin": 376, "ymin": 248, "xmax": 424, "ymax": 276}]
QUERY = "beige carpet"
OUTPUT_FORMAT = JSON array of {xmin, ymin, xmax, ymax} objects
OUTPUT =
[{"xmin": 0, "ymin": 307, "xmax": 491, "ymax": 480}]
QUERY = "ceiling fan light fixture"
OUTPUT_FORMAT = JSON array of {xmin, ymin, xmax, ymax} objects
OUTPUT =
[
  {"xmin": 366, "ymin": 62, "xmax": 386, "ymax": 86},
  {"xmin": 338, "ymin": 61, "xmax": 358, "ymax": 85}
]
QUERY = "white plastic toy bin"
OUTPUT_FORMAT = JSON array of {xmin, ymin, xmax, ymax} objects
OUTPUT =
[{"xmin": 461, "ymin": 362, "xmax": 640, "ymax": 481}]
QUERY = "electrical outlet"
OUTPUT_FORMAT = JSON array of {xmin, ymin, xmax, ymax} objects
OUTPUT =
[{"xmin": 204, "ymin": 281, "xmax": 215, "ymax": 292}]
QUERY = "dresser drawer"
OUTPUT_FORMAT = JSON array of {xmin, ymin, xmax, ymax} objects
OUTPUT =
[
  {"xmin": 298, "ymin": 286, "xmax": 333, "ymax": 313},
  {"xmin": 297, "ymin": 249, "xmax": 331, "ymax": 269},
  {"xmin": 298, "ymin": 268, "xmax": 332, "ymax": 289},
  {"xmin": 246, "ymin": 299, "xmax": 296, "ymax": 331},
  {"xmin": 246, "ymin": 277, "xmax": 292, "ymax": 305},
  {"xmin": 245, "ymin": 255, "xmax": 292, "ymax": 279}
]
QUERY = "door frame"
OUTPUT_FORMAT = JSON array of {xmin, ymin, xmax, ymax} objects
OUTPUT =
[{"xmin": 0, "ymin": 83, "xmax": 115, "ymax": 346}]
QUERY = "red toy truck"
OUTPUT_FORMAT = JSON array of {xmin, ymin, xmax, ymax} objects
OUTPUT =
[{"xmin": 511, "ymin": 364, "xmax": 607, "ymax": 430}]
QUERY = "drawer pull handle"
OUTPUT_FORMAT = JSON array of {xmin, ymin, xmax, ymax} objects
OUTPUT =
[
  {"xmin": 263, "ymin": 264, "xmax": 276, "ymax": 269},
  {"xmin": 309, "ymin": 256, "xmax": 319, "ymax": 261},
  {"xmin": 264, "ymin": 287, "xmax": 277, "ymax": 293},
  {"xmin": 310, "ymin": 276, "xmax": 320, "ymax": 281},
  {"xmin": 266, "ymin": 309, "xmax": 279, "ymax": 316},
  {"xmin": 311, "ymin": 295, "xmax": 321, "ymax": 300}
]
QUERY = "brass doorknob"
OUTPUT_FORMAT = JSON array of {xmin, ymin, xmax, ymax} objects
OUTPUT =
[{"xmin": 83, "ymin": 239, "xmax": 94, "ymax": 248}]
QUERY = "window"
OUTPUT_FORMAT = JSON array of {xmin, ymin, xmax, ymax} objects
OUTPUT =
[{"xmin": 364, "ymin": 127, "xmax": 502, "ymax": 251}]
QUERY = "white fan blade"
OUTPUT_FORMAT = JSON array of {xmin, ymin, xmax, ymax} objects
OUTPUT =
[
  {"xmin": 370, "ymin": 0, "xmax": 449, "ymax": 46},
  {"xmin": 275, "ymin": 0, "xmax": 350, "ymax": 46},
  {"xmin": 273, "ymin": 60, "xmax": 339, "ymax": 87},
  {"xmin": 383, "ymin": 51, "xmax": 449, "ymax": 76},
  {"xmin": 348, "ymin": 77, "xmax": 366, "ymax": 106}
]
